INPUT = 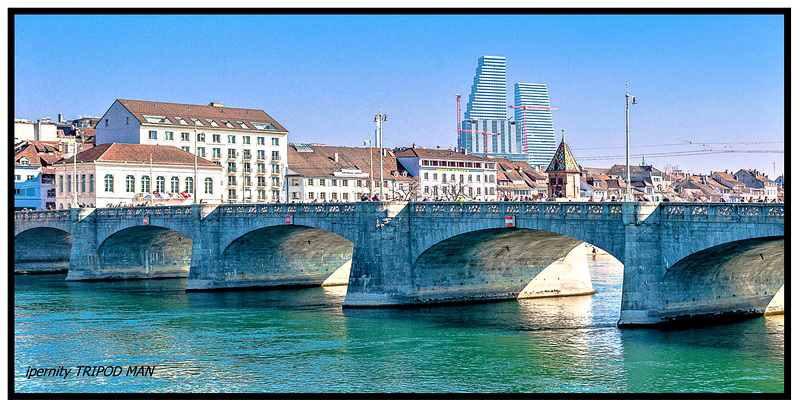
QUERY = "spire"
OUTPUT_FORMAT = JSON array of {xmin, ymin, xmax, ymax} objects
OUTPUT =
[{"xmin": 545, "ymin": 134, "xmax": 580, "ymax": 173}]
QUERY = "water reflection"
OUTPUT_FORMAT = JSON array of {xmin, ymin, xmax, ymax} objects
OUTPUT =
[{"xmin": 13, "ymin": 257, "xmax": 783, "ymax": 394}]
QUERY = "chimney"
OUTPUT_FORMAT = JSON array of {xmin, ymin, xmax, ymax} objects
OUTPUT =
[
  {"xmin": 412, "ymin": 143, "xmax": 417, "ymax": 148},
  {"xmin": 58, "ymin": 113, "xmax": 63, "ymax": 123},
  {"xmin": 210, "ymin": 102, "xmax": 223, "ymax": 107},
  {"xmin": 334, "ymin": 152, "xmax": 339, "ymax": 163}
]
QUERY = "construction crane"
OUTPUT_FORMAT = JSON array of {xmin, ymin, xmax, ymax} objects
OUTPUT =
[
  {"xmin": 509, "ymin": 105, "xmax": 559, "ymax": 154},
  {"xmin": 456, "ymin": 128, "xmax": 501, "ymax": 157},
  {"xmin": 456, "ymin": 94, "xmax": 462, "ymax": 148}
]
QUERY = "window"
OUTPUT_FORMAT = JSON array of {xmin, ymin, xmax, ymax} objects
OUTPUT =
[
  {"xmin": 272, "ymin": 177, "xmax": 279, "ymax": 186},
  {"xmin": 165, "ymin": 131, "xmax": 174, "ymax": 141},
  {"xmin": 342, "ymin": 180, "xmax": 348, "ymax": 187},
  {"xmin": 488, "ymin": 175, "xmax": 495, "ymax": 183},
  {"xmin": 14, "ymin": 188, "xmax": 20, "ymax": 195},
  {"xmin": 257, "ymin": 150, "xmax": 265, "ymax": 160},
  {"xmin": 104, "ymin": 175, "xmax": 114, "ymax": 192},
  {"xmin": 257, "ymin": 137, "xmax": 265, "ymax": 145},
  {"xmin": 14, "ymin": 174, "xmax": 20, "ymax": 181},
  {"xmin": 257, "ymin": 163, "xmax": 266, "ymax": 173},
  {"xmin": 228, "ymin": 162, "xmax": 237, "ymax": 172},
  {"xmin": 243, "ymin": 176, "xmax": 251, "ymax": 187},
  {"xmin": 89, "ymin": 174, "xmax": 94, "ymax": 192},
  {"xmin": 331, "ymin": 192, "xmax": 338, "ymax": 200},
  {"xmin": 105, "ymin": 119, "xmax": 108, "ymax": 127},
  {"xmin": 156, "ymin": 176, "xmax": 165, "ymax": 192},
  {"xmin": 148, "ymin": 130, "xmax": 157, "ymax": 140},
  {"xmin": 67, "ymin": 175, "xmax": 71, "ymax": 193},
  {"xmin": 205, "ymin": 178, "xmax": 213, "ymax": 194},
  {"xmin": 468, "ymin": 175, "xmax": 472, "ymax": 182},
  {"xmin": 308, "ymin": 192, "xmax": 314, "ymax": 200},
  {"xmin": 243, "ymin": 149, "xmax": 252, "ymax": 160},
  {"xmin": 424, "ymin": 172, "xmax": 429, "ymax": 180},
  {"xmin": 331, "ymin": 180, "xmax": 338, "ymax": 187},
  {"xmin": 243, "ymin": 162, "xmax": 251, "ymax": 173},
  {"xmin": 451, "ymin": 174, "xmax": 455, "ymax": 181},
  {"xmin": 476, "ymin": 175, "xmax": 481, "ymax": 182},
  {"xmin": 357, "ymin": 180, "xmax": 362, "ymax": 187},
  {"xmin": 47, "ymin": 189, "xmax": 56, "ymax": 198},
  {"xmin": 126, "ymin": 175, "xmax": 135, "ymax": 192},
  {"xmin": 228, "ymin": 190, "xmax": 237, "ymax": 200},
  {"xmin": 228, "ymin": 135, "xmax": 236, "ymax": 144},
  {"xmin": 171, "ymin": 177, "xmax": 180, "ymax": 193},
  {"xmin": 424, "ymin": 186, "xmax": 429, "ymax": 194},
  {"xmin": 307, "ymin": 179, "xmax": 314, "ymax": 186},
  {"xmin": 212, "ymin": 148, "xmax": 221, "ymax": 159},
  {"xmin": 257, "ymin": 189, "xmax": 266, "ymax": 200},
  {"xmin": 181, "ymin": 147, "xmax": 190, "ymax": 153},
  {"xmin": 81, "ymin": 174, "xmax": 86, "ymax": 192},
  {"xmin": 320, "ymin": 179, "xmax": 326, "ymax": 187},
  {"xmin": 27, "ymin": 175, "xmax": 35, "ymax": 181},
  {"xmin": 141, "ymin": 176, "xmax": 150, "ymax": 192},
  {"xmin": 271, "ymin": 151, "xmax": 280, "ymax": 161},
  {"xmin": 228, "ymin": 176, "xmax": 237, "ymax": 186},
  {"xmin": 228, "ymin": 149, "xmax": 237, "ymax": 159},
  {"xmin": 181, "ymin": 132, "xmax": 190, "ymax": 142},
  {"xmin": 197, "ymin": 147, "xmax": 206, "ymax": 157},
  {"xmin": 290, "ymin": 178, "xmax": 299, "ymax": 186},
  {"xmin": 243, "ymin": 136, "xmax": 250, "ymax": 145},
  {"xmin": 342, "ymin": 193, "xmax": 349, "ymax": 201},
  {"xmin": 186, "ymin": 177, "xmax": 194, "ymax": 194},
  {"xmin": 292, "ymin": 192, "xmax": 300, "ymax": 199},
  {"xmin": 271, "ymin": 137, "xmax": 279, "ymax": 146},
  {"xmin": 271, "ymin": 164, "xmax": 280, "ymax": 174},
  {"xmin": 433, "ymin": 173, "xmax": 438, "ymax": 181},
  {"xmin": 258, "ymin": 176, "xmax": 266, "ymax": 187},
  {"xmin": 460, "ymin": 174, "xmax": 464, "ymax": 182},
  {"xmin": 126, "ymin": 117, "xmax": 130, "ymax": 125},
  {"xmin": 197, "ymin": 133, "xmax": 206, "ymax": 142}
]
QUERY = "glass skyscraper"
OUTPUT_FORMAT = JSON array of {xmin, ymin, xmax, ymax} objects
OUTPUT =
[
  {"xmin": 514, "ymin": 83, "xmax": 557, "ymax": 166},
  {"xmin": 458, "ymin": 57, "xmax": 556, "ymax": 165},
  {"xmin": 459, "ymin": 56, "xmax": 526, "ymax": 161}
]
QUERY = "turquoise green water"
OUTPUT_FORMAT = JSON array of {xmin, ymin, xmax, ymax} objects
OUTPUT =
[{"xmin": 13, "ymin": 257, "xmax": 784, "ymax": 393}]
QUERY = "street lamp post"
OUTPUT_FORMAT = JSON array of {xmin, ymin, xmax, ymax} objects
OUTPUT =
[
  {"xmin": 625, "ymin": 83, "xmax": 637, "ymax": 202},
  {"xmin": 71, "ymin": 139, "xmax": 79, "ymax": 209},
  {"xmin": 364, "ymin": 139, "xmax": 373, "ymax": 198},
  {"xmin": 374, "ymin": 106, "xmax": 387, "ymax": 201},
  {"xmin": 193, "ymin": 125, "xmax": 199, "ymax": 204}
]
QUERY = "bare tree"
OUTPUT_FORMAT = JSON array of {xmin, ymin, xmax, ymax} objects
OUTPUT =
[
  {"xmin": 392, "ymin": 177, "xmax": 421, "ymax": 201},
  {"xmin": 440, "ymin": 178, "xmax": 480, "ymax": 201}
]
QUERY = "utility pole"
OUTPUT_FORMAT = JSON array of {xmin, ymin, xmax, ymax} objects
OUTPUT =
[
  {"xmin": 374, "ymin": 106, "xmax": 387, "ymax": 201},
  {"xmin": 71, "ymin": 139, "xmax": 79, "ymax": 208},
  {"xmin": 194, "ymin": 125, "xmax": 199, "ymax": 204},
  {"xmin": 625, "ymin": 83, "xmax": 636, "ymax": 202},
  {"xmin": 149, "ymin": 153, "xmax": 154, "ymax": 207}
]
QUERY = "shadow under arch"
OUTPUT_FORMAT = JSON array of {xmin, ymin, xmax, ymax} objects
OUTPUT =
[
  {"xmin": 219, "ymin": 224, "xmax": 354, "ymax": 289},
  {"xmin": 93, "ymin": 225, "xmax": 193, "ymax": 280},
  {"xmin": 408, "ymin": 227, "xmax": 613, "ymax": 305},
  {"xmin": 15, "ymin": 227, "xmax": 73, "ymax": 273},
  {"xmin": 659, "ymin": 236, "xmax": 784, "ymax": 323}
]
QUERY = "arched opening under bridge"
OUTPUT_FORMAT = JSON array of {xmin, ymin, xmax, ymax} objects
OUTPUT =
[{"xmin": 14, "ymin": 227, "xmax": 72, "ymax": 273}]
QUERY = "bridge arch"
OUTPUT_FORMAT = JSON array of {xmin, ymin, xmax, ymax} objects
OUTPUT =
[
  {"xmin": 659, "ymin": 236, "xmax": 784, "ymax": 322},
  {"xmin": 94, "ymin": 225, "xmax": 193, "ymax": 279},
  {"xmin": 219, "ymin": 224, "xmax": 354, "ymax": 288},
  {"xmin": 14, "ymin": 227, "xmax": 73, "ymax": 273},
  {"xmin": 408, "ymin": 226, "xmax": 615, "ymax": 304}
]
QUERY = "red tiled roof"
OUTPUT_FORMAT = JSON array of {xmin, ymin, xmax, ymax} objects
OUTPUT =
[
  {"xmin": 287, "ymin": 144, "xmax": 411, "ymax": 180},
  {"xmin": 58, "ymin": 143, "xmax": 220, "ymax": 167},
  {"xmin": 115, "ymin": 99, "xmax": 288, "ymax": 133}
]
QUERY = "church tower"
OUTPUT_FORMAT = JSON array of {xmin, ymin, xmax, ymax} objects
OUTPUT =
[{"xmin": 545, "ymin": 130, "xmax": 582, "ymax": 199}]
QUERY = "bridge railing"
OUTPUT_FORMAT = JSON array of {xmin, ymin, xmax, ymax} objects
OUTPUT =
[
  {"xmin": 94, "ymin": 206, "xmax": 194, "ymax": 219},
  {"xmin": 14, "ymin": 209, "xmax": 71, "ymax": 222},
  {"xmin": 217, "ymin": 203, "xmax": 357, "ymax": 217},
  {"xmin": 409, "ymin": 202, "xmax": 624, "ymax": 218},
  {"xmin": 662, "ymin": 203, "xmax": 784, "ymax": 222}
]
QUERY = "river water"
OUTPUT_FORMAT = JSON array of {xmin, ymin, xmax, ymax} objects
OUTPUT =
[{"xmin": 13, "ymin": 256, "xmax": 784, "ymax": 394}]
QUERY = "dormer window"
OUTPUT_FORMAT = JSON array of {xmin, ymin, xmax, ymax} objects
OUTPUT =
[
  {"xmin": 19, "ymin": 158, "xmax": 30, "ymax": 166},
  {"xmin": 174, "ymin": 117, "xmax": 189, "ymax": 125},
  {"xmin": 251, "ymin": 122, "xmax": 275, "ymax": 130},
  {"xmin": 236, "ymin": 121, "xmax": 249, "ymax": 129},
  {"xmin": 143, "ymin": 115, "xmax": 172, "ymax": 124},
  {"xmin": 190, "ymin": 118, "xmax": 203, "ymax": 126},
  {"xmin": 221, "ymin": 120, "xmax": 234, "ymax": 128},
  {"xmin": 207, "ymin": 119, "xmax": 219, "ymax": 127}
]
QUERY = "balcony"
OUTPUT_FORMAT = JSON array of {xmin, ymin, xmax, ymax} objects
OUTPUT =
[
  {"xmin": 256, "ymin": 156, "xmax": 266, "ymax": 162},
  {"xmin": 243, "ymin": 168, "xmax": 251, "ymax": 174},
  {"xmin": 243, "ymin": 154, "xmax": 253, "ymax": 161},
  {"xmin": 271, "ymin": 185, "xmax": 280, "ymax": 190},
  {"xmin": 226, "ymin": 184, "xmax": 238, "ymax": 189},
  {"xmin": 270, "ymin": 156, "xmax": 281, "ymax": 162},
  {"xmin": 227, "ymin": 167, "xmax": 237, "ymax": 174},
  {"xmin": 257, "ymin": 185, "xmax": 266, "ymax": 189}
]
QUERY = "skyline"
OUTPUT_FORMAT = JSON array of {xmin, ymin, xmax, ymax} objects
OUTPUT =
[{"xmin": 13, "ymin": 13, "xmax": 786, "ymax": 177}]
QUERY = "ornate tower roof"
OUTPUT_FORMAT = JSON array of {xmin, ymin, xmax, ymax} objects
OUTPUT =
[{"xmin": 545, "ymin": 133, "xmax": 581, "ymax": 173}]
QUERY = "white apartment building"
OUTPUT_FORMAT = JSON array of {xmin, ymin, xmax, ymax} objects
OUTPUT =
[
  {"xmin": 15, "ymin": 118, "xmax": 59, "ymax": 143},
  {"xmin": 286, "ymin": 144, "xmax": 413, "ymax": 203},
  {"xmin": 95, "ymin": 99, "xmax": 288, "ymax": 203},
  {"xmin": 395, "ymin": 146, "xmax": 498, "ymax": 201},
  {"xmin": 53, "ymin": 143, "xmax": 222, "ymax": 209}
]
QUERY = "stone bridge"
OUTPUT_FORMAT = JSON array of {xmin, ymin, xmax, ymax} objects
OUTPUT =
[{"xmin": 13, "ymin": 201, "xmax": 784, "ymax": 326}]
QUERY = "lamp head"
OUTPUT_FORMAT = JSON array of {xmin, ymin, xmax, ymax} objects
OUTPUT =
[{"xmin": 632, "ymin": 96, "xmax": 637, "ymax": 106}]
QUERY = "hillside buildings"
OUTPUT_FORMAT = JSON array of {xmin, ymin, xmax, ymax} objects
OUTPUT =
[
  {"xmin": 95, "ymin": 99, "xmax": 288, "ymax": 203},
  {"xmin": 53, "ymin": 143, "xmax": 222, "ymax": 209}
]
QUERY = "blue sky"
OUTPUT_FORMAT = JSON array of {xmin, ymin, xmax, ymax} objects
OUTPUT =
[{"xmin": 14, "ymin": 13, "xmax": 785, "ymax": 177}]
